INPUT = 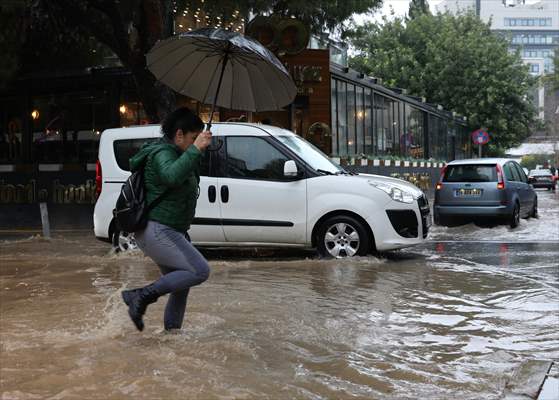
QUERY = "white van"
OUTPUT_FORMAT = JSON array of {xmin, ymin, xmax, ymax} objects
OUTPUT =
[{"xmin": 93, "ymin": 123, "xmax": 430, "ymax": 258}]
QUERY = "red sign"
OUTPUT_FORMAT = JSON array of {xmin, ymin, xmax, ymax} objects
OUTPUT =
[{"xmin": 471, "ymin": 129, "xmax": 490, "ymax": 145}]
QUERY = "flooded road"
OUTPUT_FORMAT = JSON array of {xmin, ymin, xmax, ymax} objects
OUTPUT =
[{"xmin": 1, "ymin": 190, "xmax": 558, "ymax": 399}]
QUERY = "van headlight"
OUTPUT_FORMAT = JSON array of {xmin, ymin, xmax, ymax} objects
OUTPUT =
[{"xmin": 368, "ymin": 181, "xmax": 415, "ymax": 203}]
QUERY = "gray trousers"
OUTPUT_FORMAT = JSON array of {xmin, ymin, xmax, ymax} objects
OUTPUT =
[{"xmin": 135, "ymin": 220, "xmax": 210, "ymax": 330}]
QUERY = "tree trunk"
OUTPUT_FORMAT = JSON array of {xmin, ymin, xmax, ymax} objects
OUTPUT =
[
  {"xmin": 130, "ymin": 65, "xmax": 176, "ymax": 123},
  {"xmin": 130, "ymin": 0, "xmax": 176, "ymax": 123}
]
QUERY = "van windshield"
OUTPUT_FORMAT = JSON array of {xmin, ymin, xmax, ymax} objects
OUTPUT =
[
  {"xmin": 443, "ymin": 164, "xmax": 497, "ymax": 182},
  {"xmin": 274, "ymin": 135, "xmax": 343, "ymax": 175}
]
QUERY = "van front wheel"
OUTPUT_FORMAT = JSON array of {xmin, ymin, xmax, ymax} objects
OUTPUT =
[
  {"xmin": 112, "ymin": 230, "xmax": 138, "ymax": 253},
  {"xmin": 317, "ymin": 216, "xmax": 371, "ymax": 258}
]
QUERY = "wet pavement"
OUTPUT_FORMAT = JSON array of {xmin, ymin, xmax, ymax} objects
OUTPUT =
[{"xmin": 1, "ymin": 190, "xmax": 558, "ymax": 399}]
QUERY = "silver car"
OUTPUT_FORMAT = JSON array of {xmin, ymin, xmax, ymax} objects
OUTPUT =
[{"xmin": 434, "ymin": 158, "xmax": 538, "ymax": 228}]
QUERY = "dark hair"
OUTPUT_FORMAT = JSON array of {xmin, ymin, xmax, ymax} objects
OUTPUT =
[{"xmin": 161, "ymin": 107, "xmax": 204, "ymax": 139}]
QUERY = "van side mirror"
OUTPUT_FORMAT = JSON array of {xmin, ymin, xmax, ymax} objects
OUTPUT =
[{"xmin": 284, "ymin": 160, "xmax": 298, "ymax": 177}]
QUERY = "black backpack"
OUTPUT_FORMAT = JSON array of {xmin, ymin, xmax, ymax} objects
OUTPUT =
[{"xmin": 112, "ymin": 162, "xmax": 170, "ymax": 233}]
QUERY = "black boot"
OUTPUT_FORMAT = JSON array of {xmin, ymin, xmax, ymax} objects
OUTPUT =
[{"xmin": 121, "ymin": 284, "xmax": 160, "ymax": 331}]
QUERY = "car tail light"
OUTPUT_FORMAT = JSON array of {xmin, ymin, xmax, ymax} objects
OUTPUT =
[
  {"xmin": 436, "ymin": 165, "xmax": 447, "ymax": 190},
  {"xmin": 496, "ymin": 164, "xmax": 505, "ymax": 190},
  {"xmin": 95, "ymin": 160, "xmax": 102, "ymax": 196}
]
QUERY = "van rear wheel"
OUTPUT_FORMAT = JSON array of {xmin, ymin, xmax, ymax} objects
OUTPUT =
[
  {"xmin": 317, "ymin": 216, "xmax": 371, "ymax": 258},
  {"xmin": 112, "ymin": 230, "xmax": 138, "ymax": 252}
]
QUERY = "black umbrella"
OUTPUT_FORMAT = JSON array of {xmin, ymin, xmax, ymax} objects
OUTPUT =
[{"xmin": 146, "ymin": 28, "xmax": 297, "ymax": 126}]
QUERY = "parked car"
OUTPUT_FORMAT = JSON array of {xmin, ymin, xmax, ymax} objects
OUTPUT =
[
  {"xmin": 94, "ymin": 123, "xmax": 430, "ymax": 258},
  {"xmin": 528, "ymin": 169, "xmax": 556, "ymax": 191},
  {"xmin": 434, "ymin": 158, "xmax": 537, "ymax": 228}
]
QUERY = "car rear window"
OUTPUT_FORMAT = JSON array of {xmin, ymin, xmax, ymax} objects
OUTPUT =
[
  {"xmin": 530, "ymin": 169, "xmax": 552, "ymax": 176},
  {"xmin": 443, "ymin": 164, "xmax": 497, "ymax": 182}
]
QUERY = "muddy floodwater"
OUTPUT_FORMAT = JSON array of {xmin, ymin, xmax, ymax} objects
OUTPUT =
[{"xmin": 1, "ymin": 191, "xmax": 558, "ymax": 399}]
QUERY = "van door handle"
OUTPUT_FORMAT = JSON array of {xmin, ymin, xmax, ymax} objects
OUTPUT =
[
  {"xmin": 221, "ymin": 185, "xmax": 229, "ymax": 203},
  {"xmin": 208, "ymin": 185, "xmax": 216, "ymax": 203}
]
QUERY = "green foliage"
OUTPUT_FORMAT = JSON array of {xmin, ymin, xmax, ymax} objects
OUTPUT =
[
  {"xmin": 19, "ymin": 8, "xmax": 109, "ymax": 75},
  {"xmin": 177, "ymin": 0, "xmax": 382, "ymax": 33},
  {"xmin": 407, "ymin": 0, "xmax": 430, "ymax": 20},
  {"xmin": 26, "ymin": 0, "xmax": 381, "ymax": 120},
  {"xmin": 520, "ymin": 154, "xmax": 554, "ymax": 171},
  {"xmin": 0, "ymin": 3, "xmax": 27, "ymax": 87},
  {"xmin": 346, "ymin": 11, "xmax": 537, "ymax": 155}
]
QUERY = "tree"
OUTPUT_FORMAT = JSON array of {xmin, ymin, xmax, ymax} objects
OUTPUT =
[
  {"xmin": 0, "ymin": 1, "xmax": 27, "ymax": 88},
  {"xmin": 346, "ymin": 12, "xmax": 536, "ymax": 155},
  {"xmin": 407, "ymin": 0, "xmax": 430, "ymax": 20},
  {"xmin": 31, "ymin": 0, "xmax": 382, "ymax": 122},
  {"xmin": 543, "ymin": 51, "xmax": 559, "ymax": 90}
]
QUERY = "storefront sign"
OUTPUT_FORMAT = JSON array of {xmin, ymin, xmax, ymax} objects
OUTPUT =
[{"xmin": 283, "ymin": 63, "xmax": 323, "ymax": 95}]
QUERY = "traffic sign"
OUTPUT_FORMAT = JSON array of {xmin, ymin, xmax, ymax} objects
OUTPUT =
[{"xmin": 471, "ymin": 129, "xmax": 490, "ymax": 145}]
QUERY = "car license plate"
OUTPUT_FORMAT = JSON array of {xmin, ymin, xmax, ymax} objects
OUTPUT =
[{"xmin": 455, "ymin": 188, "xmax": 482, "ymax": 197}]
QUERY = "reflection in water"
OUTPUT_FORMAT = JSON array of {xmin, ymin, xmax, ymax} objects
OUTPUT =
[{"xmin": 1, "ymin": 237, "xmax": 558, "ymax": 399}]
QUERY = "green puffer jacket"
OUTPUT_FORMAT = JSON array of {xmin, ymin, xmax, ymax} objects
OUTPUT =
[{"xmin": 129, "ymin": 138, "xmax": 201, "ymax": 233}]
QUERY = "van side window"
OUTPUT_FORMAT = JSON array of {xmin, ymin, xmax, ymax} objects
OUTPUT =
[
  {"xmin": 113, "ymin": 139, "xmax": 157, "ymax": 171},
  {"xmin": 113, "ymin": 138, "xmax": 210, "ymax": 176},
  {"xmin": 225, "ymin": 137, "xmax": 289, "ymax": 181}
]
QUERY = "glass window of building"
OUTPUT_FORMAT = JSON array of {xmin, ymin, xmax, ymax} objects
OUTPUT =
[
  {"xmin": 30, "ymin": 92, "xmax": 111, "ymax": 164},
  {"xmin": 0, "ymin": 99, "xmax": 25, "ymax": 163},
  {"xmin": 336, "ymin": 80, "xmax": 347, "ymax": 156},
  {"xmin": 404, "ymin": 105, "xmax": 424, "ymax": 159},
  {"xmin": 374, "ymin": 94, "xmax": 385, "ymax": 154},
  {"xmin": 383, "ymin": 96, "xmax": 395, "ymax": 155},
  {"xmin": 364, "ymin": 88, "xmax": 373, "ymax": 154},
  {"xmin": 356, "ymin": 86, "xmax": 365, "ymax": 154},
  {"xmin": 347, "ymin": 83, "xmax": 356, "ymax": 155},
  {"xmin": 330, "ymin": 78, "xmax": 338, "ymax": 156},
  {"xmin": 397, "ymin": 100, "xmax": 405, "ymax": 156}
]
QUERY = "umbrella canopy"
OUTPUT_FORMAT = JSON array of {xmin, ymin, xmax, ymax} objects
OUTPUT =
[{"xmin": 146, "ymin": 28, "xmax": 297, "ymax": 115}]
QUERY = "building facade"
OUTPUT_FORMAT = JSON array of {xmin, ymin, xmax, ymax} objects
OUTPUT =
[
  {"xmin": 435, "ymin": 0, "xmax": 558, "ymax": 133},
  {"xmin": 0, "ymin": 9, "xmax": 471, "ymax": 230}
]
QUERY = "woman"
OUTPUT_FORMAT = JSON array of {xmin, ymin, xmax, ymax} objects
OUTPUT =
[{"xmin": 121, "ymin": 107, "xmax": 212, "ymax": 332}]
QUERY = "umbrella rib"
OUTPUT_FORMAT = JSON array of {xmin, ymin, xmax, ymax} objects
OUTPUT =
[
  {"xmin": 147, "ymin": 36, "xmax": 182, "ymax": 60},
  {"xmin": 177, "ymin": 53, "xmax": 220, "ymax": 94},
  {"xmin": 229, "ymin": 57, "xmax": 235, "ymax": 111},
  {"xmin": 201, "ymin": 54, "xmax": 226, "ymax": 105},
  {"xmin": 269, "ymin": 65, "xmax": 294, "ymax": 106},
  {"xmin": 154, "ymin": 48, "xmax": 204, "ymax": 82},
  {"xmin": 243, "ymin": 62, "xmax": 257, "ymax": 111},
  {"xmin": 147, "ymin": 40, "xmax": 188, "ymax": 68},
  {"xmin": 248, "ymin": 62, "xmax": 279, "ymax": 111}
]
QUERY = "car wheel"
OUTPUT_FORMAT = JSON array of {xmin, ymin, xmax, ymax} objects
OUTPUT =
[
  {"xmin": 112, "ymin": 230, "xmax": 138, "ymax": 253},
  {"xmin": 317, "ymin": 216, "xmax": 371, "ymax": 258},
  {"xmin": 530, "ymin": 197, "xmax": 538, "ymax": 219},
  {"xmin": 510, "ymin": 203, "xmax": 520, "ymax": 229}
]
